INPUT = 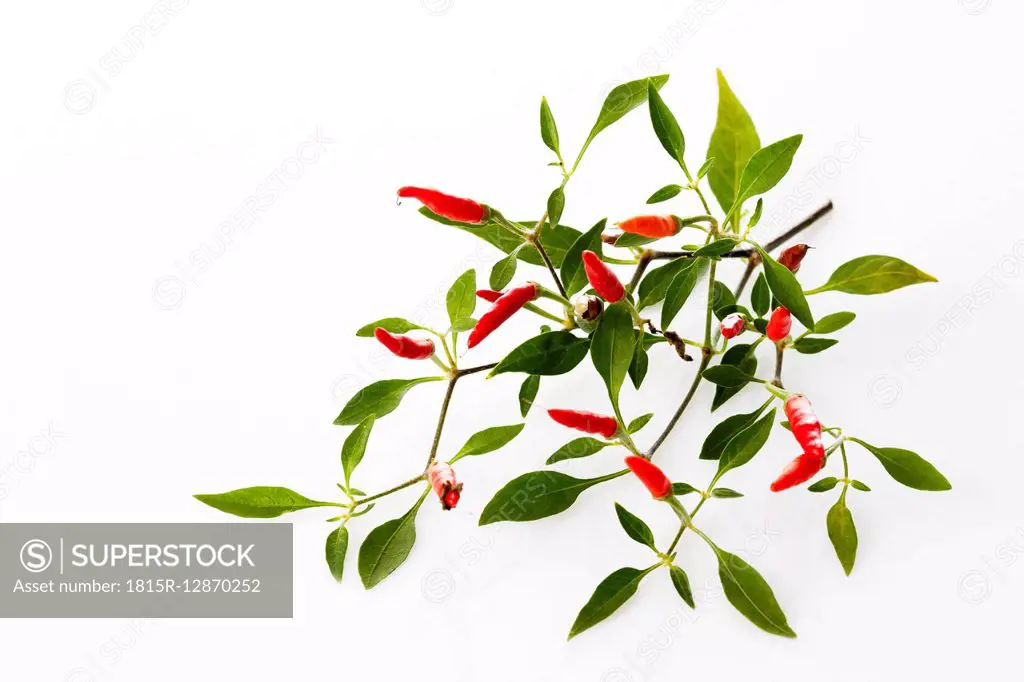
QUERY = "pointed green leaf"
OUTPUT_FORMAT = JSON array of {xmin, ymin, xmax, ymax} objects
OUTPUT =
[
  {"xmin": 490, "ymin": 331, "xmax": 590, "ymax": 376},
  {"xmin": 661, "ymin": 257, "xmax": 708, "ymax": 329},
  {"xmin": 546, "ymin": 437, "xmax": 610, "ymax": 465},
  {"xmin": 827, "ymin": 499, "xmax": 858, "ymax": 575},
  {"xmin": 628, "ymin": 330, "xmax": 649, "ymax": 389},
  {"xmin": 451, "ymin": 423, "xmax": 525, "ymax": 462},
  {"xmin": 672, "ymin": 482, "xmax": 700, "ymax": 496},
  {"xmin": 446, "ymin": 269, "xmax": 477, "ymax": 324},
  {"xmin": 575, "ymin": 76, "xmax": 669, "ymax": 168},
  {"xmin": 718, "ymin": 409, "xmax": 776, "ymax": 474},
  {"xmin": 669, "ymin": 565, "xmax": 695, "ymax": 608},
  {"xmin": 614, "ymin": 503, "xmax": 656, "ymax": 549},
  {"xmin": 808, "ymin": 477, "xmax": 839, "ymax": 492},
  {"xmin": 568, "ymin": 565, "xmax": 657, "ymax": 639},
  {"xmin": 356, "ymin": 317, "xmax": 430, "ymax": 338},
  {"xmin": 793, "ymin": 337, "xmax": 839, "ymax": 354},
  {"xmin": 806, "ymin": 255, "xmax": 937, "ymax": 295},
  {"xmin": 700, "ymin": 401, "xmax": 769, "ymax": 460},
  {"xmin": 851, "ymin": 480, "xmax": 871, "ymax": 492},
  {"xmin": 712, "ymin": 343, "xmax": 758, "ymax": 411},
  {"xmin": 733, "ymin": 134, "xmax": 803, "ymax": 207},
  {"xmin": 448, "ymin": 316, "xmax": 477, "ymax": 333},
  {"xmin": 849, "ymin": 438, "xmax": 951, "ymax": 491},
  {"xmin": 194, "ymin": 487, "xmax": 337, "ymax": 518},
  {"xmin": 490, "ymin": 248, "xmax": 521, "ymax": 290},
  {"xmin": 810, "ymin": 311, "xmax": 856, "ymax": 334},
  {"xmin": 341, "ymin": 416, "xmax": 374, "ymax": 485},
  {"xmin": 648, "ymin": 80, "xmax": 685, "ymax": 166},
  {"xmin": 697, "ymin": 157, "xmax": 715, "ymax": 179},
  {"xmin": 519, "ymin": 374, "xmax": 540, "ymax": 417},
  {"xmin": 591, "ymin": 302, "xmax": 635, "ymax": 408},
  {"xmin": 758, "ymin": 247, "xmax": 814, "ymax": 329},
  {"xmin": 747, "ymin": 198, "xmax": 764, "ymax": 228},
  {"xmin": 702, "ymin": 365, "xmax": 754, "ymax": 387},
  {"xmin": 561, "ymin": 219, "xmax": 607, "ymax": 296},
  {"xmin": 706, "ymin": 70, "xmax": 760, "ymax": 213},
  {"xmin": 647, "ymin": 184, "xmax": 684, "ymax": 204},
  {"xmin": 547, "ymin": 186, "xmax": 566, "ymax": 228},
  {"xmin": 694, "ymin": 238, "xmax": 740, "ymax": 259},
  {"xmin": 325, "ymin": 525, "xmax": 349, "ymax": 583},
  {"xmin": 540, "ymin": 96, "xmax": 560, "ymax": 155},
  {"xmin": 479, "ymin": 469, "xmax": 626, "ymax": 525},
  {"xmin": 714, "ymin": 546, "xmax": 796, "ymax": 637},
  {"xmin": 358, "ymin": 490, "xmax": 426, "ymax": 589},
  {"xmin": 637, "ymin": 257, "xmax": 692, "ymax": 310},
  {"xmin": 333, "ymin": 376, "xmax": 444, "ymax": 425},
  {"xmin": 751, "ymin": 272, "xmax": 770, "ymax": 316},
  {"xmin": 627, "ymin": 413, "xmax": 654, "ymax": 434},
  {"xmin": 711, "ymin": 487, "xmax": 744, "ymax": 498}
]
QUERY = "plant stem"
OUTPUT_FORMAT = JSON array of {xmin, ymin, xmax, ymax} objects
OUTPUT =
[
  {"xmin": 647, "ymin": 352, "xmax": 711, "ymax": 459},
  {"xmin": 627, "ymin": 252, "xmax": 653, "ymax": 294},
  {"xmin": 457, "ymin": 362, "xmax": 497, "ymax": 378},
  {"xmin": 354, "ymin": 475, "xmax": 426, "ymax": 506},
  {"xmin": 426, "ymin": 376, "xmax": 458, "ymax": 468},
  {"xmin": 532, "ymin": 238, "xmax": 569, "ymax": 299},
  {"xmin": 773, "ymin": 344, "xmax": 785, "ymax": 387}
]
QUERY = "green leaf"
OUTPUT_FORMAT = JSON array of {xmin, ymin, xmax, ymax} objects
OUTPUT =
[
  {"xmin": 449, "ymin": 317, "xmax": 477, "ymax": 333},
  {"xmin": 810, "ymin": 311, "xmax": 856, "ymax": 334},
  {"xmin": 490, "ymin": 331, "xmax": 590, "ymax": 377},
  {"xmin": 661, "ymin": 258, "xmax": 708, "ymax": 329},
  {"xmin": 356, "ymin": 317, "xmax": 429, "ymax": 338},
  {"xmin": 561, "ymin": 219, "xmax": 607, "ymax": 296},
  {"xmin": 808, "ymin": 476, "xmax": 839, "ymax": 492},
  {"xmin": 479, "ymin": 470, "xmax": 625, "ymax": 525},
  {"xmin": 751, "ymin": 272, "xmax": 770, "ymax": 317},
  {"xmin": 827, "ymin": 499, "xmax": 858, "ymax": 576},
  {"xmin": 540, "ymin": 96, "xmax": 560, "ymax": 155},
  {"xmin": 711, "ymin": 487, "xmax": 744, "ymax": 498},
  {"xmin": 712, "ymin": 343, "xmax": 758, "ymax": 411},
  {"xmin": 714, "ymin": 546, "xmax": 796, "ymax": 637},
  {"xmin": 694, "ymin": 238, "xmax": 740, "ymax": 259},
  {"xmin": 576, "ymin": 76, "xmax": 669, "ymax": 168},
  {"xmin": 700, "ymin": 402, "xmax": 769, "ymax": 461},
  {"xmin": 194, "ymin": 487, "xmax": 337, "ymax": 518},
  {"xmin": 627, "ymin": 413, "xmax": 654, "ymax": 434},
  {"xmin": 647, "ymin": 80, "xmax": 685, "ymax": 167},
  {"xmin": 702, "ymin": 365, "xmax": 754, "ymax": 388},
  {"xmin": 590, "ymin": 302, "xmax": 635, "ymax": 408},
  {"xmin": 851, "ymin": 480, "xmax": 871, "ymax": 492},
  {"xmin": 490, "ymin": 248, "xmax": 521, "ymax": 290},
  {"xmin": 718, "ymin": 409, "xmax": 776, "ymax": 474},
  {"xmin": 669, "ymin": 565, "xmax": 695, "ymax": 608},
  {"xmin": 697, "ymin": 157, "xmax": 715, "ymax": 180},
  {"xmin": 647, "ymin": 184, "xmax": 684, "ymax": 204},
  {"xmin": 758, "ymin": 247, "xmax": 815, "ymax": 329},
  {"xmin": 358, "ymin": 491, "xmax": 426, "ymax": 589},
  {"xmin": 747, "ymin": 198, "xmax": 764, "ymax": 228},
  {"xmin": 568, "ymin": 565, "xmax": 657, "ymax": 639},
  {"xmin": 446, "ymin": 269, "xmax": 477, "ymax": 324},
  {"xmin": 451, "ymin": 423, "xmax": 525, "ymax": 462},
  {"xmin": 733, "ymin": 135, "xmax": 803, "ymax": 208},
  {"xmin": 547, "ymin": 186, "xmax": 566, "ymax": 228},
  {"xmin": 341, "ymin": 416, "xmax": 374, "ymax": 485},
  {"xmin": 637, "ymin": 257, "xmax": 692, "ymax": 310},
  {"xmin": 806, "ymin": 255, "xmax": 938, "ymax": 296},
  {"xmin": 672, "ymin": 482, "xmax": 700, "ymax": 496},
  {"xmin": 628, "ymin": 330, "xmax": 649, "ymax": 390},
  {"xmin": 519, "ymin": 374, "xmax": 540, "ymax": 417},
  {"xmin": 614, "ymin": 503, "xmax": 656, "ymax": 549},
  {"xmin": 325, "ymin": 525, "xmax": 349, "ymax": 583},
  {"xmin": 706, "ymin": 70, "xmax": 761, "ymax": 213},
  {"xmin": 333, "ymin": 377, "xmax": 443, "ymax": 425},
  {"xmin": 613, "ymin": 232, "xmax": 660, "ymax": 248},
  {"xmin": 546, "ymin": 437, "xmax": 610, "ymax": 465},
  {"xmin": 793, "ymin": 337, "xmax": 839, "ymax": 354},
  {"xmin": 712, "ymin": 281, "xmax": 738, "ymax": 319},
  {"xmin": 849, "ymin": 438, "xmax": 951, "ymax": 491}
]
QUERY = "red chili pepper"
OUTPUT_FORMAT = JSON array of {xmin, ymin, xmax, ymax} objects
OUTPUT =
[
  {"xmin": 625, "ymin": 455, "xmax": 673, "ymax": 499},
  {"xmin": 720, "ymin": 313, "xmax": 746, "ymax": 339},
  {"xmin": 374, "ymin": 328, "xmax": 435, "ymax": 360},
  {"xmin": 467, "ymin": 283, "xmax": 538, "ymax": 348},
  {"xmin": 427, "ymin": 461, "xmax": 463, "ymax": 510},
  {"xmin": 766, "ymin": 306, "xmax": 792, "ymax": 341},
  {"xmin": 548, "ymin": 408, "xmax": 619, "ymax": 439},
  {"xmin": 397, "ymin": 186, "xmax": 488, "ymax": 224},
  {"xmin": 582, "ymin": 250, "xmax": 624, "ymax": 303},
  {"xmin": 616, "ymin": 215, "xmax": 678, "ymax": 239},
  {"xmin": 770, "ymin": 453, "xmax": 824, "ymax": 492},
  {"xmin": 476, "ymin": 289, "xmax": 503, "ymax": 303},
  {"xmin": 778, "ymin": 244, "xmax": 810, "ymax": 273},
  {"xmin": 784, "ymin": 394, "xmax": 824, "ymax": 459}
]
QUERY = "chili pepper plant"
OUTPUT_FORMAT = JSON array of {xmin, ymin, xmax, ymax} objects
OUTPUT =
[{"xmin": 195, "ymin": 71, "xmax": 947, "ymax": 639}]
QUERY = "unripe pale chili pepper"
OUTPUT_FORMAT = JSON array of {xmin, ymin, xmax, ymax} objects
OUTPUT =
[
  {"xmin": 476, "ymin": 289, "xmax": 503, "ymax": 303},
  {"xmin": 778, "ymin": 244, "xmax": 810, "ymax": 273},
  {"xmin": 573, "ymin": 295, "xmax": 604, "ymax": 322},
  {"xmin": 616, "ymin": 215, "xmax": 678, "ymax": 239},
  {"xmin": 766, "ymin": 306, "xmax": 792, "ymax": 341},
  {"xmin": 547, "ymin": 408, "xmax": 619, "ymax": 439},
  {"xmin": 625, "ymin": 455, "xmax": 673, "ymax": 499},
  {"xmin": 582, "ymin": 250, "xmax": 624, "ymax": 303},
  {"xmin": 784, "ymin": 394, "xmax": 825, "ymax": 460},
  {"xmin": 720, "ymin": 313, "xmax": 747, "ymax": 339},
  {"xmin": 427, "ymin": 461, "xmax": 463, "ymax": 510},
  {"xmin": 397, "ymin": 186, "xmax": 488, "ymax": 224},
  {"xmin": 467, "ymin": 283, "xmax": 538, "ymax": 348},
  {"xmin": 374, "ymin": 328, "xmax": 435, "ymax": 360},
  {"xmin": 770, "ymin": 452, "xmax": 824, "ymax": 492}
]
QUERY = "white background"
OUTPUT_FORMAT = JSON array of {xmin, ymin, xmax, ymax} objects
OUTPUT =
[{"xmin": 2, "ymin": 0, "xmax": 1022, "ymax": 679}]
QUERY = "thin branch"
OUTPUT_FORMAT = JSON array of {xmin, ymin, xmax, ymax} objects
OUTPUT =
[
  {"xmin": 627, "ymin": 252, "xmax": 653, "ymax": 294},
  {"xmin": 533, "ymin": 238, "xmax": 569, "ymax": 299},
  {"xmin": 647, "ymin": 351, "xmax": 711, "ymax": 459},
  {"xmin": 773, "ymin": 344, "xmax": 785, "ymax": 387},
  {"xmin": 457, "ymin": 363, "xmax": 497, "ymax": 378},
  {"xmin": 426, "ymin": 376, "xmax": 458, "ymax": 468},
  {"xmin": 353, "ymin": 475, "xmax": 425, "ymax": 506}
]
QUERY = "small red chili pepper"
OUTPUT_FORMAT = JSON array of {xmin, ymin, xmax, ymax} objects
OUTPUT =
[
  {"xmin": 720, "ymin": 313, "xmax": 747, "ymax": 339},
  {"xmin": 582, "ymin": 250, "xmax": 624, "ymax": 303},
  {"xmin": 427, "ymin": 461, "xmax": 463, "ymax": 510},
  {"xmin": 548, "ymin": 408, "xmax": 619, "ymax": 439},
  {"xmin": 625, "ymin": 455, "xmax": 673, "ymax": 499},
  {"xmin": 476, "ymin": 289, "xmax": 503, "ymax": 303},
  {"xmin": 766, "ymin": 306, "xmax": 792, "ymax": 341},
  {"xmin": 616, "ymin": 215, "xmax": 678, "ymax": 239},
  {"xmin": 770, "ymin": 452, "xmax": 824, "ymax": 492},
  {"xmin": 374, "ymin": 328, "xmax": 435, "ymax": 360},
  {"xmin": 778, "ymin": 244, "xmax": 810, "ymax": 273},
  {"xmin": 397, "ymin": 186, "xmax": 488, "ymax": 224},
  {"xmin": 784, "ymin": 394, "xmax": 824, "ymax": 459},
  {"xmin": 467, "ymin": 283, "xmax": 538, "ymax": 348}
]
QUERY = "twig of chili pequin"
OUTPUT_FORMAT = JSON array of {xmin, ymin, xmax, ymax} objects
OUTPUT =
[
  {"xmin": 624, "ymin": 455, "xmax": 673, "ymax": 499},
  {"xmin": 778, "ymin": 244, "xmax": 810, "ymax": 273},
  {"xmin": 374, "ymin": 328, "xmax": 436, "ymax": 360},
  {"xmin": 467, "ymin": 283, "xmax": 538, "ymax": 348},
  {"xmin": 582, "ymin": 250, "xmax": 625, "ymax": 303},
  {"xmin": 547, "ymin": 408, "xmax": 619, "ymax": 439},
  {"xmin": 766, "ymin": 306, "xmax": 792, "ymax": 341},
  {"xmin": 427, "ymin": 461, "xmax": 463, "ymax": 510},
  {"xmin": 397, "ymin": 186, "xmax": 489, "ymax": 224},
  {"xmin": 616, "ymin": 215, "xmax": 679, "ymax": 239}
]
